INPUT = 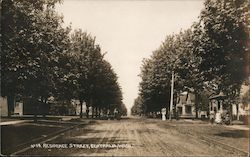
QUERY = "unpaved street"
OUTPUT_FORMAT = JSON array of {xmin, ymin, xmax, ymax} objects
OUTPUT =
[{"xmin": 19, "ymin": 118, "xmax": 249, "ymax": 156}]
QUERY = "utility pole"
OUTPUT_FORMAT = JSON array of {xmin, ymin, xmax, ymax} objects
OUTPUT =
[{"xmin": 169, "ymin": 71, "xmax": 174, "ymax": 120}]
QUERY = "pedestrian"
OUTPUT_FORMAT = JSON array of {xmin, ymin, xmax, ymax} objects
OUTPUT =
[
  {"xmin": 114, "ymin": 108, "xmax": 119, "ymax": 120},
  {"xmin": 210, "ymin": 112, "xmax": 215, "ymax": 124}
]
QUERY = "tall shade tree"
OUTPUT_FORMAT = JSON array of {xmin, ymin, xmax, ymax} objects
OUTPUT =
[
  {"xmin": 68, "ymin": 29, "xmax": 124, "ymax": 118},
  {"xmin": 131, "ymin": 96, "xmax": 145, "ymax": 116},
  {"xmin": 199, "ymin": 0, "xmax": 249, "ymax": 112},
  {"xmin": 136, "ymin": 0, "xmax": 249, "ymax": 119},
  {"xmin": 1, "ymin": 0, "xmax": 70, "ymax": 118},
  {"xmin": 68, "ymin": 29, "xmax": 100, "ymax": 118},
  {"xmin": 175, "ymin": 27, "xmax": 206, "ymax": 118}
]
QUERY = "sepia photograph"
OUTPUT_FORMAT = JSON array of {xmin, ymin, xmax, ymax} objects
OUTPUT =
[{"xmin": 0, "ymin": 0, "xmax": 250, "ymax": 156}]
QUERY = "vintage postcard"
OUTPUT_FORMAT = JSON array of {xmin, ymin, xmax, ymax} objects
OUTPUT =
[{"xmin": 1, "ymin": 0, "xmax": 249, "ymax": 156}]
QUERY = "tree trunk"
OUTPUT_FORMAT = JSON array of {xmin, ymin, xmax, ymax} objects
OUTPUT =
[
  {"xmin": 34, "ymin": 111, "xmax": 37, "ymax": 122},
  {"xmin": 229, "ymin": 104, "xmax": 233, "ymax": 122},
  {"xmin": 91, "ymin": 105, "xmax": 95, "ymax": 119},
  {"xmin": 98, "ymin": 108, "xmax": 101, "ymax": 119},
  {"xmin": 34, "ymin": 99, "xmax": 38, "ymax": 122},
  {"xmin": 90, "ymin": 98, "xmax": 94, "ymax": 119},
  {"xmin": 194, "ymin": 92, "xmax": 199, "ymax": 119},
  {"xmin": 236, "ymin": 104, "xmax": 239, "ymax": 121},
  {"xmin": 7, "ymin": 95, "xmax": 15, "ymax": 118},
  {"xmin": 95, "ymin": 107, "xmax": 97, "ymax": 119},
  {"xmin": 95, "ymin": 107, "xmax": 98, "ymax": 119},
  {"xmin": 173, "ymin": 93, "xmax": 177, "ymax": 119},
  {"xmin": 42, "ymin": 98, "xmax": 46, "ymax": 118},
  {"xmin": 80, "ymin": 100, "xmax": 83, "ymax": 118},
  {"xmin": 93, "ymin": 107, "xmax": 95, "ymax": 119},
  {"xmin": 86, "ymin": 103, "xmax": 89, "ymax": 119}
]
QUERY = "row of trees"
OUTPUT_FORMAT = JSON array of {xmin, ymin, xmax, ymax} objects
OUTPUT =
[
  {"xmin": 132, "ymin": 0, "xmax": 249, "ymax": 118},
  {"xmin": 1, "ymin": 0, "xmax": 127, "ymax": 119}
]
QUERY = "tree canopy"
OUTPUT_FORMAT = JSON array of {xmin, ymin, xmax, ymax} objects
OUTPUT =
[
  {"xmin": 1, "ymin": 0, "xmax": 127, "ymax": 118},
  {"xmin": 132, "ymin": 0, "xmax": 249, "ymax": 117}
]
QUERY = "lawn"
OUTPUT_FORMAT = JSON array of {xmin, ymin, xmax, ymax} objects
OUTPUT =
[{"xmin": 1, "ymin": 121, "xmax": 75, "ymax": 155}]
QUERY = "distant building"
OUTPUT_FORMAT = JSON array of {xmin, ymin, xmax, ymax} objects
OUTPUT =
[
  {"xmin": 0, "ymin": 96, "xmax": 24, "ymax": 116},
  {"xmin": 0, "ymin": 96, "xmax": 88, "ymax": 116},
  {"xmin": 0, "ymin": 96, "xmax": 23, "ymax": 116},
  {"xmin": 14, "ymin": 102, "xmax": 23, "ymax": 115},
  {"xmin": 71, "ymin": 99, "xmax": 86, "ymax": 116}
]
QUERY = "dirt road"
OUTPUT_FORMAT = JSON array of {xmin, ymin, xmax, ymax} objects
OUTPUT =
[{"xmin": 19, "ymin": 118, "xmax": 248, "ymax": 156}]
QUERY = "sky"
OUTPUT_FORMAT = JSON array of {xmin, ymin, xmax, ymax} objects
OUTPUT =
[{"xmin": 56, "ymin": 0, "xmax": 205, "ymax": 114}]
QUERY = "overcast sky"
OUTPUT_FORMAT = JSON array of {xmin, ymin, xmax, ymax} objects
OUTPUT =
[{"xmin": 56, "ymin": 0, "xmax": 205, "ymax": 114}]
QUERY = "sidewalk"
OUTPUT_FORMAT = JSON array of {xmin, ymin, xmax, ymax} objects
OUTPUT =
[
  {"xmin": 225, "ymin": 125, "xmax": 249, "ymax": 131},
  {"xmin": 226, "ymin": 120, "xmax": 249, "ymax": 130},
  {"xmin": 0, "ymin": 115, "xmax": 80, "ymax": 126},
  {"xmin": 182, "ymin": 119, "xmax": 207, "ymax": 124},
  {"xmin": 0, "ymin": 120, "xmax": 32, "ymax": 126},
  {"xmin": 177, "ymin": 119, "xmax": 249, "ymax": 130}
]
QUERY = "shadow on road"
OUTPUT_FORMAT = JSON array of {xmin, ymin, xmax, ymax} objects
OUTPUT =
[{"xmin": 214, "ymin": 130, "xmax": 248, "ymax": 138}]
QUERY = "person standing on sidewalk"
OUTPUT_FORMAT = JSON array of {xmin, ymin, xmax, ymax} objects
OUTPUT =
[{"xmin": 210, "ymin": 111, "xmax": 215, "ymax": 124}]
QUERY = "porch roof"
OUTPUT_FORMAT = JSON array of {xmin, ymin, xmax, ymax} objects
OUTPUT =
[{"xmin": 209, "ymin": 92, "xmax": 226, "ymax": 100}]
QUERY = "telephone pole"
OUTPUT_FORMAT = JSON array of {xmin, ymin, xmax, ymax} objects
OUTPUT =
[{"xmin": 169, "ymin": 71, "xmax": 174, "ymax": 120}]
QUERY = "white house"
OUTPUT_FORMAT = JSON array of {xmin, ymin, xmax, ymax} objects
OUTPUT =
[
  {"xmin": 0, "ymin": 96, "xmax": 23, "ymax": 116},
  {"xmin": 71, "ymin": 99, "xmax": 87, "ymax": 116},
  {"xmin": 209, "ymin": 84, "xmax": 249, "ymax": 123},
  {"xmin": 176, "ymin": 92, "xmax": 207, "ymax": 118},
  {"xmin": 0, "ymin": 97, "xmax": 8, "ymax": 116}
]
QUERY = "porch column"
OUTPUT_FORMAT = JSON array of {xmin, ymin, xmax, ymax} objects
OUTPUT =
[
  {"xmin": 182, "ymin": 105, "xmax": 185, "ymax": 115},
  {"xmin": 220, "ymin": 100, "xmax": 223, "ymax": 113}
]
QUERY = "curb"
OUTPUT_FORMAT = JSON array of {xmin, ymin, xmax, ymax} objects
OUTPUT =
[{"xmin": 0, "ymin": 120, "xmax": 32, "ymax": 126}]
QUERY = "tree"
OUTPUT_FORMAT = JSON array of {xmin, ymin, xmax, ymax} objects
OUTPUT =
[
  {"xmin": 1, "ymin": 0, "xmax": 70, "ymax": 119},
  {"xmin": 137, "ymin": 0, "xmax": 249, "ymax": 120},
  {"xmin": 90, "ymin": 59, "xmax": 124, "ymax": 118},
  {"xmin": 199, "ymin": 0, "xmax": 249, "ymax": 115},
  {"xmin": 138, "ymin": 34, "xmax": 182, "ymax": 116},
  {"xmin": 241, "ymin": 87, "xmax": 250, "ymax": 109},
  {"xmin": 68, "ymin": 29, "xmax": 99, "ymax": 118},
  {"xmin": 67, "ymin": 29, "xmax": 124, "ymax": 119},
  {"xmin": 174, "ymin": 27, "xmax": 207, "ymax": 118},
  {"xmin": 139, "ymin": 58, "xmax": 168, "ymax": 114},
  {"xmin": 131, "ymin": 96, "xmax": 144, "ymax": 116},
  {"xmin": 1, "ymin": 0, "xmax": 124, "ymax": 120}
]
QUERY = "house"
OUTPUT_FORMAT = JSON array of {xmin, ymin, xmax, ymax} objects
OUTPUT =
[
  {"xmin": 71, "ymin": 99, "xmax": 87, "ymax": 116},
  {"xmin": 209, "ymin": 92, "xmax": 226, "ymax": 114},
  {"xmin": 232, "ymin": 85, "xmax": 249, "ymax": 123},
  {"xmin": 209, "ymin": 84, "xmax": 250, "ymax": 124},
  {"xmin": 234, "ymin": 85, "xmax": 249, "ymax": 114},
  {"xmin": 176, "ymin": 92, "xmax": 207, "ymax": 119},
  {"xmin": 14, "ymin": 101, "xmax": 23, "ymax": 115},
  {"xmin": 0, "ymin": 95, "xmax": 85, "ymax": 117},
  {"xmin": 0, "ymin": 96, "xmax": 23, "ymax": 116},
  {"xmin": 0, "ymin": 96, "xmax": 8, "ymax": 116}
]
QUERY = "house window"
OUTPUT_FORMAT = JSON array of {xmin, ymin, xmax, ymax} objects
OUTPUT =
[
  {"xmin": 214, "ymin": 107, "xmax": 217, "ymax": 112},
  {"xmin": 185, "ymin": 105, "xmax": 192, "ymax": 114},
  {"xmin": 177, "ymin": 107, "xmax": 182, "ymax": 115}
]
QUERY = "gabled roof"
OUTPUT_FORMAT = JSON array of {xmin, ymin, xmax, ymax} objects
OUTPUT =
[
  {"xmin": 209, "ymin": 92, "xmax": 226, "ymax": 100},
  {"xmin": 178, "ymin": 92, "xmax": 195, "ymax": 104}
]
